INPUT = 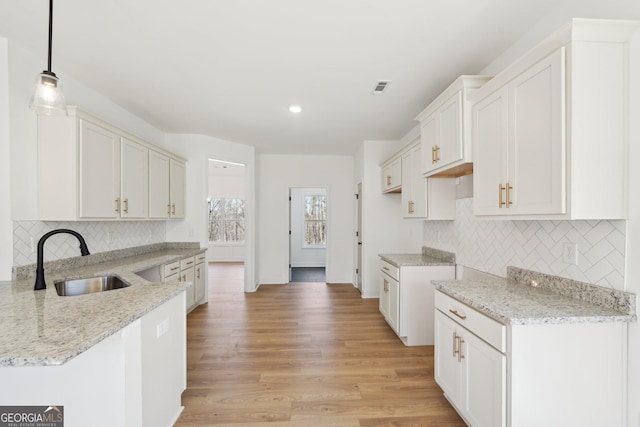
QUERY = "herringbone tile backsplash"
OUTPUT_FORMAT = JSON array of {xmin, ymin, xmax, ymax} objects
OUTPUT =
[
  {"xmin": 423, "ymin": 198, "xmax": 626, "ymax": 290},
  {"xmin": 13, "ymin": 221, "xmax": 166, "ymax": 266}
]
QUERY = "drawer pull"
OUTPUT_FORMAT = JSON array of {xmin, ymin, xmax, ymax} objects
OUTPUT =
[
  {"xmin": 382, "ymin": 266, "xmax": 390, "ymax": 271},
  {"xmin": 170, "ymin": 266, "xmax": 179, "ymax": 272},
  {"xmin": 449, "ymin": 309, "xmax": 467, "ymax": 320}
]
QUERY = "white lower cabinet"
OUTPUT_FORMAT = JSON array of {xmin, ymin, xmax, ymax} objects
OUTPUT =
[
  {"xmin": 435, "ymin": 310, "xmax": 506, "ymax": 427},
  {"xmin": 162, "ymin": 253, "xmax": 207, "ymax": 313},
  {"xmin": 435, "ymin": 290, "xmax": 627, "ymax": 427},
  {"xmin": 379, "ymin": 259, "xmax": 455, "ymax": 345}
]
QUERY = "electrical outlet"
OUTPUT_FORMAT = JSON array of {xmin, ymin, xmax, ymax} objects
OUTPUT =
[
  {"xmin": 562, "ymin": 242, "xmax": 578, "ymax": 265},
  {"xmin": 30, "ymin": 237, "xmax": 35, "ymax": 253}
]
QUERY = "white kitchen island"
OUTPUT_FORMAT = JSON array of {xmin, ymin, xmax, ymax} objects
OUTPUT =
[{"xmin": 0, "ymin": 245, "xmax": 204, "ymax": 427}]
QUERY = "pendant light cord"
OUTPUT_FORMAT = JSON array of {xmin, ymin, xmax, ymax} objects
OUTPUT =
[{"xmin": 47, "ymin": 0, "xmax": 53, "ymax": 73}]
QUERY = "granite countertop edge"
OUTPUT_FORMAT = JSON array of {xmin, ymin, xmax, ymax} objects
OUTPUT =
[
  {"xmin": 433, "ymin": 277, "xmax": 637, "ymax": 326},
  {"xmin": 0, "ymin": 246, "xmax": 205, "ymax": 367},
  {"xmin": 379, "ymin": 247, "xmax": 456, "ymax": 267}
]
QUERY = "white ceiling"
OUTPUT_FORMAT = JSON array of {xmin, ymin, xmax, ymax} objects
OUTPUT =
[{"xmin": 1, "ymin": 0, "xmax": 639, "ymax": 155}]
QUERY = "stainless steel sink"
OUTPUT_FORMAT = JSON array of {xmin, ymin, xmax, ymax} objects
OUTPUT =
[{"xmin": 54, "ymin": 275, "xmax": 130, "ymax": 296}]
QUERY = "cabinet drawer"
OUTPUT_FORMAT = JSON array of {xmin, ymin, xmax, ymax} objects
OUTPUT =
[
  {"xmin": 380, "ymin": 259, "xmax": 399, "ymax": 281},
  {"xmin": 163, "ymin": 261, "xmax": 180, "ymax": 278},
  {"xmin": 195, "ymin": 253, "xmax": 206, "ymax": 265},
  {"xmin": 180, "ymin": 256, "xmax": 195, "ymax": 270},
  {"xmin": 435, "ymin": 291, "xmax": 506, "ymax": 352}
]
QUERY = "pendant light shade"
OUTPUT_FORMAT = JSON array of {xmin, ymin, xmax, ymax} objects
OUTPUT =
[{"xmin": 29, "ymin": 0, "xmax": 67, "ymax": 116}]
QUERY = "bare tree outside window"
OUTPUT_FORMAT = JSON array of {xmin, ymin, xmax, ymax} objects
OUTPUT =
[
  {"xmin": 208, "ymin": 198, "xmax": 245, "ymax": 242},
  {"xmin": 304, "ymin": 195, "xmax": 326, "ymax": 246}
]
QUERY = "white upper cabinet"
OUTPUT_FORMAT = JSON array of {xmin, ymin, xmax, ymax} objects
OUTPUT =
[
  {"xmin": 381, "ymin": 157, "xmax": 402, "ymax": 193},
  {"xmin": 471, "ymin": 19, "xmax": 639, "ymax": 219},
  {"xmin": 416, "ymin": 75, "xmax": 492, "ymax": 177},
  {"xmin": 148, "ymin": 151, "xmax": 171, "ymax": 219},
  {"xmin": 78, "ymin": 120, "xmax": 121, "ymax": 219},
  {"xmin": 121, "ymin": 138, "xmax": 149, "ymax": 219},
  {"xmin": 38, "ymin": 107, "xmax": 186, "ymax": 221},
  {"xmin": 401, "ymin": 142, "xmax": 455, "ymax": 220},
  {"xmin": 169, "ymin": 159, "xmax": 186, "ymax": 219}
]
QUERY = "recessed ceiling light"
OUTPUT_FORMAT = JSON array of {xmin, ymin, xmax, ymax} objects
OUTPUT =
[{"xmin": 289, "ymin": 104, "xmax": 302, "ymax": 114}]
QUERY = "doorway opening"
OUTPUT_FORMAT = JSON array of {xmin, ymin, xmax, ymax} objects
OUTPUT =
[
  {"xmin": 207, "ymin": 159, "xmax": 246, "ymax": 288},
  {"xmin": 289, "ymin": 187, "xmax": 327, "ymax": 283}
]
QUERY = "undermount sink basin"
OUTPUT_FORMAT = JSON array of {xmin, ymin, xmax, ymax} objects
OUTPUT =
[{"xmin": 54, "ymin": 275, "xmax": 130, "ymax": 296}]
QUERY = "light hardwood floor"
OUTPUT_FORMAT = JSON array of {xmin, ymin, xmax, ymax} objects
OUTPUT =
[{"xmin": 175, "ymin": 263, "xmax": 465, "ymax": 426}]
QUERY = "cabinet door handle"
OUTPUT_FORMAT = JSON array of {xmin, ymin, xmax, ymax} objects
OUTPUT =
[
  {"xmin": 386, "ymin": 175, "xmax": 391, "ymax": 186},
  {"xmin": 449, "ymin": 309, "xmax": 467, "ymax": 320},
  {"xmin": 506, "ymin": 182, "xmax": 513, "ymax": 208},
  {"xmin": 432, "ymin": 146, "xmax": 436, "ymax": 164},
  {"xmin": 115, "ymin": 198, "xmax": 120, "ymax": 213},
  {"xmin": 499, "ymin": 184, "xmax": 505, "ymax": 208},
  {"xmin": 196, "ymin": 268, "xmax": 200, "ymax": 279},
  {"xmin": 453, "ymin": 332, "xmax": 459, "ymax": 357},
  {"xmin": 457, "ymin": 336, "xmax": 465, "ymax": 362},
  {"xmin": 167, "ymin": 204, "xmax": 171, "ymax": 215},
  {"xmin": 171, "ymin": 204, "xmax": 176, "ymax": 215},
  {"xmin": 435, "ymin": 145, "xmax": 440, "ymax": 162},
  {"xmin": 383, "ymin": 278, "xmax": 388, "ymax": 292},
  {"xmin": 123, "ymin": 198, "xmax": 129, "ymax": 214}
]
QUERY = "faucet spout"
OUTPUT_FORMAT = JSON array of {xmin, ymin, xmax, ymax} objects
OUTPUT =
[{"xmin": 34, "ymin": 229, "xmax": 91, "ymax": 291}]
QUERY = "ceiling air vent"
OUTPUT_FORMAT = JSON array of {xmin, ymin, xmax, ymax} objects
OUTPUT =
[{"xmin": 371, "ymin": 80, "xmax": 391, "ymax": 95}]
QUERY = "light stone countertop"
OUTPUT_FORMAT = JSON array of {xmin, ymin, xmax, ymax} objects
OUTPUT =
[
  {"xmin": 379, "ymin": 247, "xmax": 456, "ymax": 267},
  {"xmin": 433, "ymin": 267, "xmax": 636, "ymax": 325},
  {"xmin": 0, "ymin": 246, "xmax": 205, "ymax": 367}
]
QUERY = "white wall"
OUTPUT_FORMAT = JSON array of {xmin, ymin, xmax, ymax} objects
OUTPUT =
[
  {"xmin": 624, "ymin": 27, "xmax": 640, "ymax": 427},
  {"xmin": 165, "ymin": 134, "xmax": 257, "ymax": 291},
  {"xmin": 355, "ymin": 138, "xmax": 424, "ymax": 298},
  {"xmin": 258, "ymin": 154, "xmax": 353, "ymax": 285},
  {"xmin": 290, "ymin": 188, "xmax": 326, "ymax": 268},
  {"xmin": 0, "ymin": 38, "xmax": 12, "ymax": 280}
]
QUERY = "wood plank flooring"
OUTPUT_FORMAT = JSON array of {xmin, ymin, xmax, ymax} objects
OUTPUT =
[{"xmin": 175, "ymin": 263, "xmax": 465, "ymax": 426}]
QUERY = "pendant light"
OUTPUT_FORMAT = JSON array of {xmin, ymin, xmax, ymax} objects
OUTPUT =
[{"xmin": 29, "ymin": 0, "xmax": 67, "ymax": 116}]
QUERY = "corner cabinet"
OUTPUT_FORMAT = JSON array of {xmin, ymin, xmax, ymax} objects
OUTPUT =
[
  {"xmin": 380, "ymin": 259, "xmax": 455, "ymax": 346},
  {"xmin": 381, "ymin": 157, "xmax": 402, "ymax": 193},
  {"xmin": 382, "ymin": 140, "xmax": 456, "ymax": 220},
  {"xmin": 401, "ymin": 142, "xmax": 456, "ymax": 219},
  {"xmin": 415, "ymin": 75, "xmax": 492, "ymax": 178},
  {"xmin": 38, "ymin": 106, "xmax": 187, "ymax": 221},
  {"xmin": 471, "ymin": 19, "xmax": 639, "ymax": 220}
]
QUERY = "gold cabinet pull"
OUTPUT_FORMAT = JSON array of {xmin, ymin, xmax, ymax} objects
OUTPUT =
[
  {"xmin": 383, "ymin": 278, "xmax": 388, "ymax": 292},
  {"xmin": 457, "ymin": 336, "xmax": 465, "ymax": 362},
  {"xmin": 386, "ymin": 175, "xmax": 392, "ymax": 186},
  {"xmin": 449, "ymin": 309, "xmax": 467, "ymax": 320},
  {"xmin": 115, "ymin": 198, "xmax": 120, "ymax": 213},
  {"xmin": 453, "ymin": 332, "xmax": 459, "ymax": 357},
  {"xmin": 435, "ymin": 145, "xmax": 440, "ymax": 162},
  {"xmin": 171, "ymin": 204, "xmax": 176, "ymax": 215},
  {"xmin": 196, "ymin": 268, "xmax": 200, "ymax": 279},
  {"xmin": 123, "ymin": 198, "xmax": 129, "ymax": 214},
  {"xmin": 499, "ymin": 184, "xmax": 505, "ymax": 208},
  {"xmin": 167, "ymin": 204, "xmax": 171, "ymax": 215},
  {"xmin": 506, "ymin": 182, "xmax": 513, "ymax": 208},
  {"xmin": 431, "ymin": 146, "xmax": 436, "ymax": 164}
]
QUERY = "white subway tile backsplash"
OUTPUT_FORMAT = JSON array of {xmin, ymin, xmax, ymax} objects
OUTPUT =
[
  {"xmin": 423, "ymin": 198, "xmax": 626, "ymax": 290},
  {"xmin": 13, "ymin": 221, "xmax": 166, "ymax": 266}
]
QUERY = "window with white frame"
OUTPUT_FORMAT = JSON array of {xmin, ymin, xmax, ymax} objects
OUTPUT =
[
  {"xmin": 208, "ymin": 198, "xmax": 245, "ymax": 242},
  {"xmin": 303, "ymin": 195, "xmax": 326, "ymax": 247}
]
